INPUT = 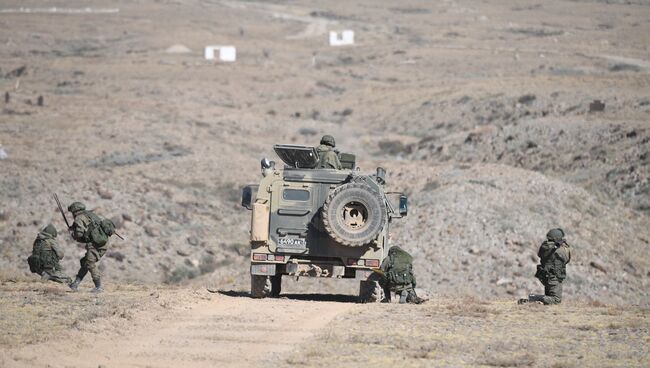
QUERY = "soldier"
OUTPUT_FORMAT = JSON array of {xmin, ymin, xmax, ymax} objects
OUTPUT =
[
  {"xmin": 67, "ymin": 202, "xmax": 115, "ymax": 293},
  {"xmin": 27, "ymin": 224, "xmax": 72, "ymax": 284},
  {"xmin": 379, "ymin": 246, "xmax": 424, "ymax": 304},
  {"xmin": 316, "ymin": 135, "xmax": 343, "ymax": 170},
  {"xmin": 519, "ymin": 228, "xmax": 571, "ymax": 305}
]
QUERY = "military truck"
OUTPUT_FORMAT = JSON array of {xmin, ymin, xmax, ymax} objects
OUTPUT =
[{"xmin": 241, "ymin": 144, "xmax": 407, "ymax": 301}]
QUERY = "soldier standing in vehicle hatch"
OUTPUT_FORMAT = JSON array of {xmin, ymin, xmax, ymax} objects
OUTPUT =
[{"xmin": 316, "ymin": 135, "xmax": 343, "ymax": 169}]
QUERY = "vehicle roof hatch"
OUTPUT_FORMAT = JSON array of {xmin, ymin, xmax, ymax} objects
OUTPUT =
[{"xmin": 273, "ymin": 144, "xmax": 319, "ymax": 169}]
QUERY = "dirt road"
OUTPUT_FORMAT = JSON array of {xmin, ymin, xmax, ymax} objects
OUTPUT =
[{"xmin": 3, "ymin": 292, "xmax": 356, "ymax": 368}]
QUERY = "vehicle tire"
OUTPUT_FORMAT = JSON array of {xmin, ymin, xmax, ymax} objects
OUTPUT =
[
  {"xmin": 270, "ymin": 274, "xmax": 282, "ymax": 298},
  {"xmin": 322, "ymin": 183, "xmax": 387, "ymax": 247},
  {"xmin": 251, "ymin": 275, "xmax": 272, "ymax": 299}
]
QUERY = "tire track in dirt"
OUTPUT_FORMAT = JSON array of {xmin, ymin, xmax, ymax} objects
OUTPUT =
[{"xmin": 4, "ymin": 294, "xmax": 356, "ymax": 368}]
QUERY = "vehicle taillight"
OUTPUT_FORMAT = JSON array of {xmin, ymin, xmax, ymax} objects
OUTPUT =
[
  {"xmin": 275, "ymin": 255, "xmax": 285, "ymax": 261},
  {"xmin": 365, "ymin": 259, "xmax": 380, "ymax": 268},
  {"xmin": 252, "ymin": 253, "xmax": 267, "ymax": 261},
  {"xmin": 347, "ymin": 258, "xmax": 358, "ymax": 266}
]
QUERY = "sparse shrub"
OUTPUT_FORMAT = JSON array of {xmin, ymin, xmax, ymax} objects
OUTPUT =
[
  {"xmin": 575, "ymin": 324, "xmax": 598, "ymax": 331},
  {"xmin": 482, "ymin": 352, "xmax": 536, "ymax": 367},
  {"xmin": 378, "ymin": 140, "xmax": 412, "ymax": 156},
  {"xmin": 551, "ymin": 363, "xmax": 576, "ymax": 368},
  {"xmin": 587, "ymin": 299, "xmax": 606, "ymax": 308},
  {"xmin": 299, "ymin": 127, "xmax": 318, "ymax": 136},
  {"xmin": 199, "ymin": 254, "xmax": 217, "ymax": 274},
  {"xmin": 228, "ymin": 243, "xmax": 249, "ymax": 256},
  {"xmin": 423, "ymin": 180, "xmax": 440, "ymax": 191},
  {"xmin": 164, "ymin": 265, "xmax": 199, "ymax": 284}
]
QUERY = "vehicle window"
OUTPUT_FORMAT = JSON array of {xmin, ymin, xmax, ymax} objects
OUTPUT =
[{"xmin": 283, "ymin": 189, "xmax": 310, "ymax": 201}]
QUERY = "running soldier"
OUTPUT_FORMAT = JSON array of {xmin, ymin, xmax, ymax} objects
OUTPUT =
[{"xmin": 67, "ymin": 202, "xmax": 116, "ymax": 293}]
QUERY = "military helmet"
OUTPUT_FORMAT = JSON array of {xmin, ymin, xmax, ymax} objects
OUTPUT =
[
  {"xmin": 43, "ymin": 223, "xmax": 57, "ymax": 238},
  {"xmin": 320, "ymin": 135, "xmax": 336, "ymax": 147},
  {"xmin": 546, "ymin": 228, "xmax": 565, "ymax": 242},
  {"xmin": 68, "ymin": 201, "xmax": 86, "ymax": 213}
]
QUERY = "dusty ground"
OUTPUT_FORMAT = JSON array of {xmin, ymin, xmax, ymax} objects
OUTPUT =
[
  {"xmin": 1, "ymin": 281, "xmax": 648, "ymax": 368},
  {"xmin": 0, "ymin": 0, "xmax": 649, "ymax": 366}
]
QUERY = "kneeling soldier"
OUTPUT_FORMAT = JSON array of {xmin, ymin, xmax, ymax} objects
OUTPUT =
[
  {"xmin": 519, "ymin": 228, "xmax": 571, "ymax": 305},
  {"xmin": 380, "ymin": 246, "xmax": 424, "ymax": 304},
  {"xmin": 27, "ymin": 224, "xmax": 72, "ymax": 284}
]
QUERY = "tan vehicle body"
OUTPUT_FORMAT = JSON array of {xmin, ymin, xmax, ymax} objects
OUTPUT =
[{"xmin": 242, "ymin": 145, "xmax": 407, "ymax": 299}]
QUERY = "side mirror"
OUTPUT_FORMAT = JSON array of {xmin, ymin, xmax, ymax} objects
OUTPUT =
[
  {"xmin": 399, "ymin": 195, "xmax": 408, "ymax": 216},
  {"xmin": 386, "ymin": 192, "xmax": 407, "ymax": 218},
  {"xmin": 241, "ymin": 185, "xmax": 259, "ymax": 210}
]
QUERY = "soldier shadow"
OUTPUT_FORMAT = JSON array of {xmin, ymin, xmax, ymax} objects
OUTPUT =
[{"xmin": 216, "ymin": 290, "xmax": 358, "ymax": 303}]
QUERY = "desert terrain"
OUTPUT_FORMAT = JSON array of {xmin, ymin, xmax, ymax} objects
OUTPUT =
[{"xmin": 0, "ymin": 0, "xmax": 649, "ymax": 366}]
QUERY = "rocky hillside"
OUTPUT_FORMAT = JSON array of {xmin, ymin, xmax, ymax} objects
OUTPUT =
[{"xmin": 0, "ymin": 0, "xmax": 648, "ymax": 305}]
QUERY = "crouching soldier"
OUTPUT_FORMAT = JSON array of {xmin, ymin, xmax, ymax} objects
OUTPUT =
[
  {"xmin": 27, "ymin": 224, "xmax": 72, "ymax": 284},
  {"xmin": 380, "ymin": 246, "xmax": 425, "ymax": 304},
  {"xmin": 67, "ymin": 202, "xmax": 115, "ymax": 293},
  {"xmin": 519, "ymin": 228, "xmax": 571, "ymax": 305}
]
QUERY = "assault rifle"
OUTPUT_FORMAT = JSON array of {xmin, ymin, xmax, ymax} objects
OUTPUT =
[{"xmin": 53, "ymin": 193, "xmax": 70, "ymax": 229}]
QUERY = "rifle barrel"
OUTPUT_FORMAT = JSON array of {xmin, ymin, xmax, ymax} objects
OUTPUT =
[{"xmin": 53, "ymin": 193, "xmax": 71, "ymax": 229}]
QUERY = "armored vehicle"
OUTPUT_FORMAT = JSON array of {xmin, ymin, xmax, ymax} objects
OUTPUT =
[{"xmin": 241, "ymin": 144, "xmax": 408, "ymax": 301}]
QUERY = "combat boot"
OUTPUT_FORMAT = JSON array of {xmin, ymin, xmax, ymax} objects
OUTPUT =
[
  {"xmin": 399, "ymin": 290, "xmax": 408, "ymax": 304},
  {"xmin": 40, "ymin": 271, "xmax": 52, "ymax": 282},
  {"xmin": 90, "ymin": 278, "xmax": 103, "ymax": 293},
  {"xmin": 407, "ymin": 290, "xmax": 425, "ymax": 304},
  {"xmin": 68, "ymin": 277, "xmax": 81, "ymax": 292}
]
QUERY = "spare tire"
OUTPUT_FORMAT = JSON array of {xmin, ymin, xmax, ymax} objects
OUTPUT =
[{"xmin": 322, "ymin": 183, "xmax": 387, "ymax": 247}]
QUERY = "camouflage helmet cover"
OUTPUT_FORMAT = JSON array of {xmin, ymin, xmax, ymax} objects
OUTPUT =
[
  {"xmin": 43, "ymin": 223, "xmax": 57, "ymax": 238},
  {"xmin": 68, "ymin": 201, "xmax": 86, "ymax": 213},
  {"xmin": 320, "ymin": 135, "xmax": 336, "ymax": 147},
  {"xmin": 546, "ymin": 228, "xmax": 565, "ymax": 242}
]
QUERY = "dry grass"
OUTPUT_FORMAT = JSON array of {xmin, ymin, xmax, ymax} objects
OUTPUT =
[
  {"xmin": 0, "ymin": 280, "xmax": 177, "ymax": 348},
  {"xmin": 280, "ymin": 298, "xmax": 650, "ymax": 368},
  {"xmin": 482, "ymin": 352, "xmax": 536, "ymax": 367}
]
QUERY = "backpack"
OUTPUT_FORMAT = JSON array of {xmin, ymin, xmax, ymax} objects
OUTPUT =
[
  {"xmin": 27, "ymin": 254, "xmax": 42, "ymax": 274},
  {"xmin": 386, "ymin": 247, "xmax": 414, "ymax": 287},
  {"xmin": 86, "ymin": 211, "xmax": 115, "ymax": 246}
]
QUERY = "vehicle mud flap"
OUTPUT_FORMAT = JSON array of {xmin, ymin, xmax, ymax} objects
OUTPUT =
[
  {"xmin": 251, "ymin": 202, "xmax": 270, "ymax": 242},
  {"xmin": 251, "ymin": 275, "xmax": 272, "ymax": 299},
  {"xmin": 358, "ymin": 272, "xmax": 384, "ymax": 303}
]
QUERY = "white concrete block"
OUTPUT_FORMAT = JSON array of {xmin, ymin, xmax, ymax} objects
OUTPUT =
[
  {"xmin": 205, "ymin": 45, "xmax": 237, "ymax": 62},
  {"xmin": 329, "ymin": 30, "xmax": 354, "ymax": 46}
]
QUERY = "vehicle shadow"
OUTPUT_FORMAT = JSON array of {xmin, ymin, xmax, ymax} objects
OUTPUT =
[{"xmin": 216, "ymin": 290, "xmax": 358, "ymax": 303}]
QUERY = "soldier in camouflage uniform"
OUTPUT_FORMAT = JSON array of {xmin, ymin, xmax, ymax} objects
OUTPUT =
[
  {"xmin": 67, "ymin": 202, "xmax": 110, "ymax": 293},
  {"xmin": 28, "ymin": 224, "xmax": 72, "ymax": 284},
  {"xmin": 519, "ymin": 228, "xmax": 571, "ymax": 305},
  {"xmin": 316, "ymin": 135, "xmax": 343, "ymax": 170},
  {"xmin": 379, "ymin": 246, "xmax": 424, "ymax": 304}
]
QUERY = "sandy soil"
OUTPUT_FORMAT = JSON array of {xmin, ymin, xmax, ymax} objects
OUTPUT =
[
  {"xmin": 1, "ymin": 282, "xmax": 647, "ymax": 368},
  {"xmin": 0, "ymin": 281, "xmax": 356, "ymax": 368}
]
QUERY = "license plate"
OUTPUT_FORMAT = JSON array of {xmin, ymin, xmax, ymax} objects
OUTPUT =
[{"xmin": 278, "ymin": 237, "xmax": 307, "ymax": 247}]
